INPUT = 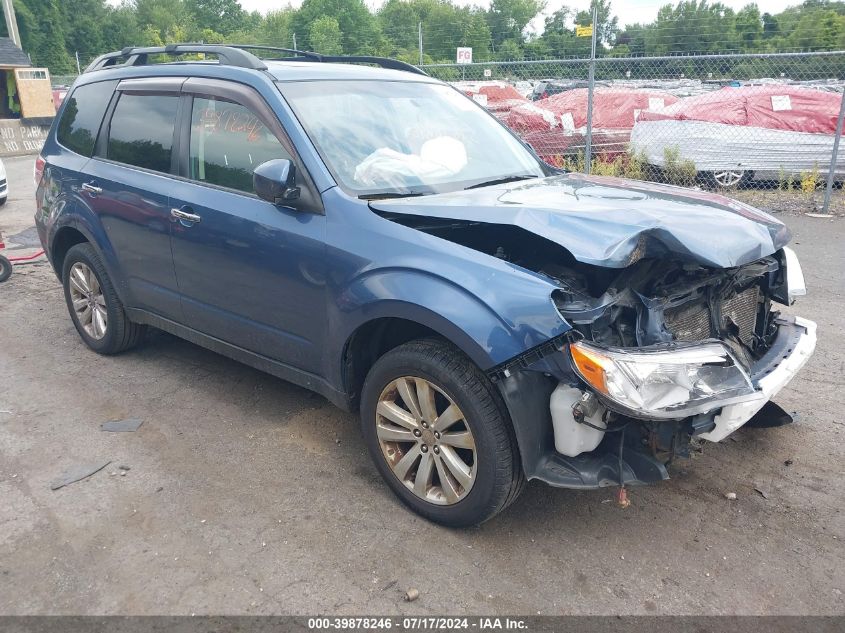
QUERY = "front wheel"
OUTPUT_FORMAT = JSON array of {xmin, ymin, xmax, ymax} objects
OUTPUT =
[{"xmin": 360, "ymin": 339, "xmax": 524, "ymax": 527}]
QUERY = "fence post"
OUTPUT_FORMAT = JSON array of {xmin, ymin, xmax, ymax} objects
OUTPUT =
[
  {"xmin": 823, "ymin": 89, "xmax": 845, "ymax": 214},
  {"xmin": 418, "ymin": 22, "xmax": 423, "ymax": 66},
  {"xmin": 584, "ymin": 3, "xmax": 598, "ymax": 175}
]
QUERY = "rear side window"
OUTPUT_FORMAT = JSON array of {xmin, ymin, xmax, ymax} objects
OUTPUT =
[
  {"xmin": 56, "ymin": 80, "xmax": 117, "ymax": 157},
  {"xmin": 106, "ymin": 93, "xmax": 179, "ymax": 173},
  {"xmin": 189, "ymin": 96, "xmax": 291, "ymax": 193}
]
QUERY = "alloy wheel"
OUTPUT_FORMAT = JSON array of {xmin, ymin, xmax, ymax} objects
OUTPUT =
[
  {"xmin": 713, "ymin": 169, "xmax": 746, "ymax": 188},
  {"xmin": 376, "ymin": 376, "xmax": 477, "ymax": 505},
  {"xmin": 68, "ymin": 262, "xmax": 108, "ymax": 340}
]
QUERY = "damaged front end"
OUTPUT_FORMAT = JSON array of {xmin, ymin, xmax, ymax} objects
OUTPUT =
[
  {"xmin": 489, "ymin": 247, "xmax": 816, "ymax": 490},
  {"xmin": 372, "ymin": 175, "xmax": 816, "ymax": 490}
]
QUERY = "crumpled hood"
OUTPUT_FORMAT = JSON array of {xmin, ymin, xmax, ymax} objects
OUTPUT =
[{"xmin": 370, "ymin": 173, "xmax": 791, "ymax": 268}]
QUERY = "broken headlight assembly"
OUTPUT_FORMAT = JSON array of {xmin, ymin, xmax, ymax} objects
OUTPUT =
[{"xmin": 569, "ymin": 341, "xmax": 758, "ymax": 419}]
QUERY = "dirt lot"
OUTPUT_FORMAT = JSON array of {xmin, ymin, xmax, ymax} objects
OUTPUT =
[{"xmin": 1, "ymin": 155, "xmax": 843, "ymax": 615}]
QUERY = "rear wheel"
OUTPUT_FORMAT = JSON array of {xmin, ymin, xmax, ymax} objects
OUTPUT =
[
  {"xmin": 706, "ymin": 169, "xmax": 752, "ymax": 190},
  {"xmin": 62, "ymin": 243, "xmax": 146, "ymax": 354},
  {"xmin": 360, "ymin": 339, "xmax": 524, "ymax": 527}
]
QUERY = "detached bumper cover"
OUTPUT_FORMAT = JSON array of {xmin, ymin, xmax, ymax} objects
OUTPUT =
[{"xmin": 699, "ymin": 316, "xmax": 817, "ymax": 442}]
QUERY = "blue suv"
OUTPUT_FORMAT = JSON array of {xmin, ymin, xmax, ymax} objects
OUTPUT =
[{"xmin": 36, "ymin": 45, "xmax": 816, "ymax": 526}]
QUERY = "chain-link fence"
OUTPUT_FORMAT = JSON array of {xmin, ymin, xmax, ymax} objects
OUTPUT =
[
  {"xmin": 423, "ymin": 51, "xmax": 845, "ymax": 215},
  {"xmin": 51, "ymin": 74, "xmax": 79, "ymax": 87},
  {"xmin": 49, "ymin": 50, "xmax": 845, "ymax": 214}
]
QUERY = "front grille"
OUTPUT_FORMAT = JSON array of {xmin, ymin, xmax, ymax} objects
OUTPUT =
[
  {"xmin": 664, "ymin": 286, "xmax": 760, "ymax": 345},
  {"xmin": 0, "ymin": 178, "xmax": 6, "ymax": 187}
]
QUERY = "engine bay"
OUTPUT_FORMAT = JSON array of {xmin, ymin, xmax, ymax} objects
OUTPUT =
[{"xmin": 384, "ymin": 215, "xmax": 784, "ymax": 368}]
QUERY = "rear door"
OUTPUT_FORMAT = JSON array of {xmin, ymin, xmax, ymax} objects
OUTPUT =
[
  {"xmin": 167, "ymin": 78, "xmax": 327, "ymax": 373},
  {"xmin": 44, "ymin": 78, "xmax": 117, "ymax": 233},
  {"xmin": 84, "ymin": 78, "xmax": 184, "ymax": 320}
]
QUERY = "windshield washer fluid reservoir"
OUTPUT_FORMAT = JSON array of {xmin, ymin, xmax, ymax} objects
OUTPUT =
[{"xmin": 550, "ymin": 384, "xmax": 607, "ymax": 457}]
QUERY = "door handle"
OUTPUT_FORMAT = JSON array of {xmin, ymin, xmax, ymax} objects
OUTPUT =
[
  {"xmin": 170, "ymin": 207, "xmax": 202, "ymax": 224},
  {"xmin": 81, "ymin": 182, "xmax": 102, "ymax": 195}
]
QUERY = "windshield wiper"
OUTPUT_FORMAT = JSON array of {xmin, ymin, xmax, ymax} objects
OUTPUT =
[
  {"xmin": 464, "ymin": 175, "xmax": 537, "ymax": 190},
  {"xmin": 358, "ymin": 191, "xmax": 427, "ymax": 200}
]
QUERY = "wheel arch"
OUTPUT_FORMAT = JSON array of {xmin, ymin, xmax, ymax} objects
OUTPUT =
[
  {"xmin": 331, "ymin": 266, "xmax": 569, "ymax": 407},
  {"xmin": 50, "ymin": 225, "xmax": 90, "ymax": 279},
  {"xmin": 49, "ymin": 214, "xmax": 128, "ymax": 305},
  {"xmin": 340, "ymin": 314, "xmax": 488, "ymax": 411}
]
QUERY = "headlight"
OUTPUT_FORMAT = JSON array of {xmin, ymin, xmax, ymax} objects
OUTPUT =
[{"xmin": 570, "ymin": 341, "xmax": 757, "ymax": 419}]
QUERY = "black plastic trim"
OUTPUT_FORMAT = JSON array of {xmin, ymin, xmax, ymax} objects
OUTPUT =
[
  {"xmin": 495, "ymin": 369, "xmax": 669, "ymax": 489},
  {"xmin": 84, "ymin": 44, "xmax": 426, "ymax": 77},
  {"xmin": 85, "ymin": 45, "xmax": 268, "ymax": 72}
]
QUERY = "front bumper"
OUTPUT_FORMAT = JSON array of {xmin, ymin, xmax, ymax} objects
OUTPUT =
[
  {"xmin": 699, "ymin": 316, "xmax": 817, "ymax": 442},
  {"xmin": 496, "ymin": 315, "xmax": 816, "ymax": 490}
]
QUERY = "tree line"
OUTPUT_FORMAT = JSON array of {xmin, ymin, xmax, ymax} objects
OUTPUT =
[{"xmin": 2, "ymin": 0, "xmax": 845, "ymax": 75}]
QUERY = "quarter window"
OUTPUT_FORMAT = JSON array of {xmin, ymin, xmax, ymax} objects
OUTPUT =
[
  {"xmin": 56, "ymin": 80, "xmax": 117, "ymax": 157},
  {"xmin": 189, "ymin": 96, "xmax": 291, "ymax": 194},
  {"xmin": 106, "ymin": 93, "xmax": 179, "ymax": 173}
]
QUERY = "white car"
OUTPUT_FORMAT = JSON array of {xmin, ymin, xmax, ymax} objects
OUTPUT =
[
  {"xmin": 0, "ymin": 158, "xmax": 7, "ymax": 206},
  {"xmin": 631, "ymin": 85, "xmax": 845, "ymax": 188}
]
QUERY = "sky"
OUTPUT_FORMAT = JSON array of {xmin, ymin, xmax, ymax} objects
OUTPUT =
[{"xmin": 232, "ymin": 0, "xmax": 799, "ymax": 29}]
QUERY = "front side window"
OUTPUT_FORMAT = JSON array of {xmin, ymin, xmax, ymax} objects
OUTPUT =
[
  {"xmin": 57, "ymin": 80, "xmax": 117, "ymax": 157},
  {"xmin": 106, "ymin": 93, "xmax": 178, "ymax": 173},
  {"xmin": 279, "ymin": 80, "xmax": 544, "ymax": 197},
  {"xmin": 189, "ymin": 96, "xmax": 291, "ymax": 194}
]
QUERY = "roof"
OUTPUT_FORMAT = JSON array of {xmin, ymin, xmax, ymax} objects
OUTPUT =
[
  {"xmin": 265, "ymin": 60, "xmax": 434, "ymax": 83},
  {"xmin": 0, "ymin": 38, "xmax": 30, "ymax": 67}
]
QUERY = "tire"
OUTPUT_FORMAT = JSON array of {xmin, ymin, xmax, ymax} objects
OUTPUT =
[
  {"xmin": 360, "ymin": 338, "xmax": 525, "ymax": 527},
  {"xmin": 62, "ymin": 242, "xmax": 146, "ymax": 354},
  {"xmin": 0, "ymin": 196, "xmax": 7, "ymax": 207},
  {"xmin": 0, "ymin": 254, "xmax": 11, "ymax": 282}
]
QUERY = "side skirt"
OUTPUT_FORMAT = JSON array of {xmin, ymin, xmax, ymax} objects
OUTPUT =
[{"xmin": 126, "ymin": 308, "xmax": 351, "ymax": 411}]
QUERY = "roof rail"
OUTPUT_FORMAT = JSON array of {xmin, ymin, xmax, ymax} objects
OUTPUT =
[
  {"xmin": 84, "ymin": 44, "xmax": 268, "ymax": 73},
  {"xmin": 85, "ymin": 43, "xmax": 427, "ymax": 76},
  {"xmin": 230, "ymin": 45, "xmax": 428, "ymax": 76}
]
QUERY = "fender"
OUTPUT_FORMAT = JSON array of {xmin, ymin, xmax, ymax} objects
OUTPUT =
[
  {"xmin": 47, "ymin": 198, "xmax": 131, "ymax": 305},
  {"xmin": 325, "ymin": 266, "xmax": 572, "ymax": 388}
]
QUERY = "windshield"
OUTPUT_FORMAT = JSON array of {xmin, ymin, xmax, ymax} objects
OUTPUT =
[{"xmin": 278, "ymin": 80, "xmax": 545, "ymax": 197}]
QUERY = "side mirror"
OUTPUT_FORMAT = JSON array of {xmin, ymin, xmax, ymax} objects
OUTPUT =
[{"xmin": 254, "ymin": 159, "xmax": 301, "ymax": 205}]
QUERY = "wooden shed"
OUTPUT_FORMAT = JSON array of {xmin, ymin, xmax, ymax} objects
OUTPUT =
[{"xmin": 0, "ymin": 36, "xmax": 54, "ymax": 156}]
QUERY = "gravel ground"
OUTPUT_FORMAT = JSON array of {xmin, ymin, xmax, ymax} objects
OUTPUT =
[
  {"xmin": 0, "ymin": 156, "xmax": 843, "ymax": 615},
  {"xmin": 732, "ymin": 187, "xmax": 845, "ymax": 217}
]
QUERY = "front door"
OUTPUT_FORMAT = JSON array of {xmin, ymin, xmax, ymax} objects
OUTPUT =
[{"xmin": 168, "ymin": 87, "xmax": 327, "ymax": 374}]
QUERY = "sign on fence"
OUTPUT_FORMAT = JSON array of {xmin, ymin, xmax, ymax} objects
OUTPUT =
[
  {"xmin": 0, "ymin": 120, "xmax": 50, "ymax": 157},
  {"xmin": 576, "ymin": 25, "xmax": 593, "ymax": 37},
  {"xmin": 456, "ymin": 47, "xmax": 473, "ymax": 64}
]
